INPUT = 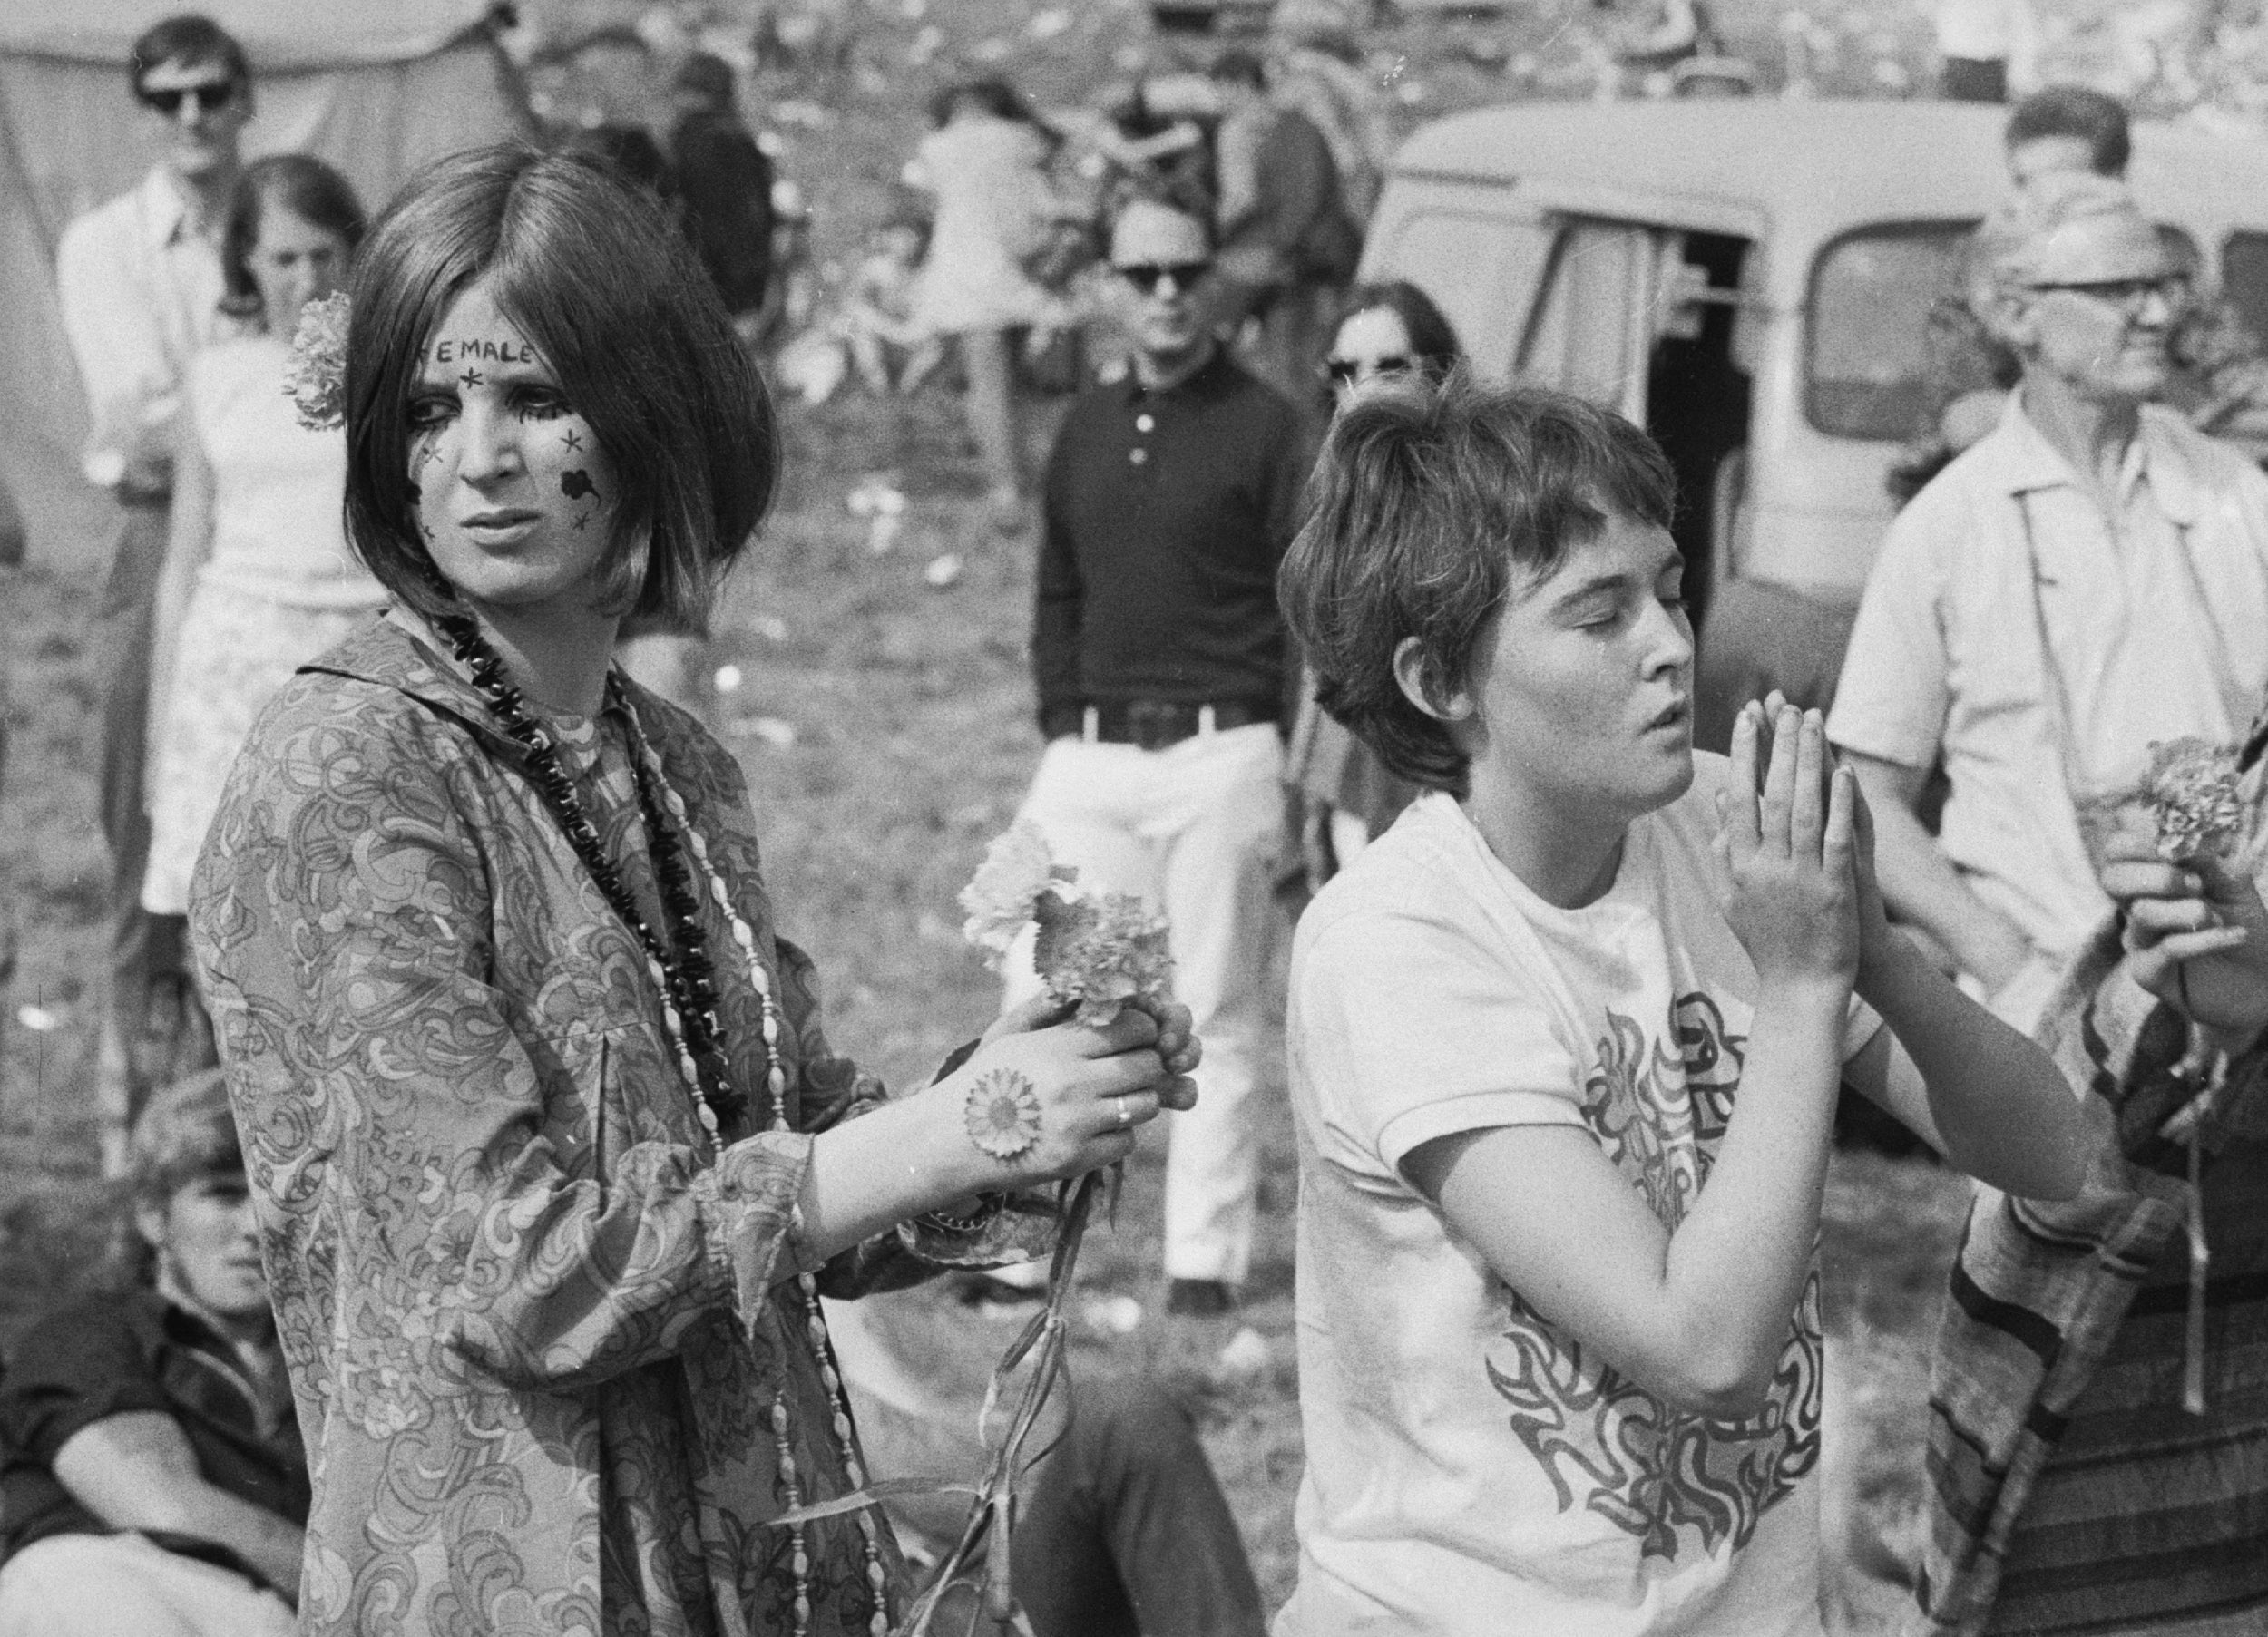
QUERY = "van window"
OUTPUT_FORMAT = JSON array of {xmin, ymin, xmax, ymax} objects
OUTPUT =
[
  {"xmin": 1519, "ymin": 219, "xmax": 1677, "ymax": 420},
  {"xmin": 2224, "ymin": 232, "xmax": 2268, "ymax": 350},
  {"xmin": 1806, "ymin": 223, "xmax": 1974, "ymax": 441},
  {"xmin": 1372, "ymin": 212, "xmax": 1555, "ymax": 380}
]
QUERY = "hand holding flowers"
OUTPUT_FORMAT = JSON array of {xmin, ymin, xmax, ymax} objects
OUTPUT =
[{"xmin": 2098, "ymin": 738, "xmax": 2268, "ymax": 1057}]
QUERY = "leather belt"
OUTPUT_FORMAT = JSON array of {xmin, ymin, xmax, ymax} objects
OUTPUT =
[{"xmin": 1081, "ymin": 698, "xmax": 1276, "ymax": 752}]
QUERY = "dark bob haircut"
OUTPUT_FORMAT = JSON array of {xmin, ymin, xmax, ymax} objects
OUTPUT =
[
  {"xmin": 2005, "ymin": 84, "xmax": 2130, "ymax": 179},
  {"xmin": 1335, "ymin": 280, "xmax": 1462, "ymax": 379},
  {"xmin": 220, "ymin": 154, "xmax": 367, "ymax": 324},
  {"xmin": 928, "ymin": 76, "xmax": 1047, "ymax": 131},
  {"xmin": 1280, "ymin": 372, "xmax": 1675, "ymax": 797},
  {"xmin": 342, "ymin": 143, "xmax": 777, "ymax": 633},
  {"xmin": 130, "ymin": 14, "xmax": 250, "ymax": 98}
]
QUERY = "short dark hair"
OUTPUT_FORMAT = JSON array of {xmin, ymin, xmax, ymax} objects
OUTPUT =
[
  {"xmin": 2006, "ymin": 85, "xmax": 2130, "ymax": 178},
  {"xmin": 929, "ymin": 75, "xmax": 1044, "ymax": 130},
  {"xmin": 558, "ymin": 124, "xmax": 679, "ymax": 208},
  {"xmin": 1209, "ymin": 47, "xmax": 1267, "ymax": 89},
  {"xmin": 674, "ymin": 51, "xmax": 735, "ymax": 106},
  {"xmin": 1335, "ymin": 280, "xmax": 1462, "ymax": 377},
  {"xmin": 129, "ymin": 14, "xmax": 250, "ymax": 97},
  {"xmin": 1280, "ymin": 373, "xmax": 1676, "ymax": 796},
  {"xmin": 220, "ymin": 155, "xmax": 367, "ymax": 324},
  {"xmin": 130, "ymin": 1067, "xmax": 243, "ymax": 1214},
  {"xmin": 342, "ymin": 144, "xmax": 776, "ymax": 634}
]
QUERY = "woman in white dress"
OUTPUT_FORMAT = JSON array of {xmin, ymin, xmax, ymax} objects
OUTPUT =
[
  {"xmin": 142, "ymin": 155, "xmax": 379, "ymax": 919},
  {"xmin": 910, "ymin": 78, "xmax": 1070, "ymax": 527}
]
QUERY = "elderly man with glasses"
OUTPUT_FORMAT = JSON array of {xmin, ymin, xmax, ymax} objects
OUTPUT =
[
  {"xmin": 992, "ymin": 197, "xmax": 1306, "ymax": 1317},
  {"xmin": 1828, "ymin": 173, "xmax": 2268, "ymax": 1030},
  {"xmin": 54, "ymin": 13, "xmax": 249, "ymax": 1165}
]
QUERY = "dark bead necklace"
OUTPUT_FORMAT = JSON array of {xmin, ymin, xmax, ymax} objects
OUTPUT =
[{"xmin": 434, "ymin": 607, "xmax": 746, "ymax": 1131}]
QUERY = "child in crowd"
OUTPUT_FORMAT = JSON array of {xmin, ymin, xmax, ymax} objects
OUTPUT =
[
  {"xmin": 1272, "ymin": 375, "xmax": 2087, "ymax": 1635},
  {"xmin": 0, "ymin": 1069, "xmax": 305, "ymax": 1636},
  {"xmin": 842, "ymin": 211, "xmax": 943, "ymax": 397}
]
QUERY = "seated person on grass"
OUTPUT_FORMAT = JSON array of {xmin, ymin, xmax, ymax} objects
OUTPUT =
[
  {"xmin": 0, "ymin": 1068, "xmax": 304, "ymax": 1637},
  {"xmin": 1270, "ymin": 375, "xmax": 2087, "ymax": 1636}
]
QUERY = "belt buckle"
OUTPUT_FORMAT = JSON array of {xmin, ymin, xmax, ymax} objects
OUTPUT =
[{"xmin": 1127, "ymin": 699, "xmax": 1185, "ymax": 753}]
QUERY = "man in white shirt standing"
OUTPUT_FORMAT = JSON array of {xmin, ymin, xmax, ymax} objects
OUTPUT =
[
  {"xmin": 1828, "ymin": 173, "xmax": 2268, "ymax": 1030},
  {"xmin": 55, "ymin": 14, "xmax": 249, "ymax": 1165}
]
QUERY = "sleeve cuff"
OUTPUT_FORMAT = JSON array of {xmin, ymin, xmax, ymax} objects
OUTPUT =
[
  {"xmin": 1376, "ymin": 1089, "xmax": 1589, "ymax": 1174},
  {"xmin": 701, "ymin": 1130, "xmax": 819, "ymax": 1329}
]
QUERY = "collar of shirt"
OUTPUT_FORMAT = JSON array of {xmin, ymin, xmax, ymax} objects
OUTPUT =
[
  {"xmin": 1118, "ymin": 346, "xmax": 1241, "ymax": 411},
  {"xmin": 134, "ymin": 165, "xmax": 211, "ymax": 253},
  {"xmin": 1995, "ymin": 390, "xmax": 2205, "ymax": 527}
]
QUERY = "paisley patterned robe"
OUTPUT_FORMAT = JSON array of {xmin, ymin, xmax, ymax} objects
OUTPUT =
[{"xmin": 189, "ymin": 619, "xmax": 971, "ymax": 1636}]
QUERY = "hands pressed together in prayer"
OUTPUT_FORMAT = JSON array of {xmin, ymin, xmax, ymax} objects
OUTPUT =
[{"xmin": 1717, "ymin": 695, "xmax": 1882, "ymax": 994}]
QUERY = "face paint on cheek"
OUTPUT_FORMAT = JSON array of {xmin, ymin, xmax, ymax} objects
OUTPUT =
[
  {"xmin": 561, "ymin": 469, "xmax": 598, "ymax": 503},
  {"xmin": 562, "ymin": 428, "xmax": 583, "ymax": 453}
]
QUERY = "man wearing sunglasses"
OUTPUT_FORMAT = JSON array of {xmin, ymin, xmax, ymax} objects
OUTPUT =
[
  {"xmin": 1831, "ymin": 172, "xmax": 2268, "ymax": 1034},
  {"xmin": 1001, "ymin": 197, "xmax": 1306, "ymax": 1318},
  {"xmin": 54, "ymin": 14, "xmax": 249, "ymax": 1164}
]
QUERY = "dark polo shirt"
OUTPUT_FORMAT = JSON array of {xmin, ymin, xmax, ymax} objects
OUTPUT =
[
  {"xmin": 1032, "ymin": 347, "xmax": 1307, "ymax": 739},
  {"xmin": 0, "ymin": 1287, "xmax": 308, "ymax": 1564}
]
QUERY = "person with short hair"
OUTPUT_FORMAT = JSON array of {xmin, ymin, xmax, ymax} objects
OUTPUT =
[
  {"xmin": 1934, "ymin": 0, "xmax": 2040, "ymax": 103},
  {"xmin": 1273, "ymin": 373, "xmax": 2084, "ymax": 1634},
  {"xmin": 1831, "ymin": 174, "xmax": 2268, "ymax": 1029},
  {"xmin": 0, "ymin": 1068, "xmax": 306, "ymax": 1637},
  {"xmin": 189, "ymin": 143, "xmax": 1198, "ymax": 1637},
  {"xmin": 1010, "ymin": 196, "xmax": 1305, "ymax": 1317},
  {"xmin": 142, "ymin": 154, "xmax": 379, "ymax": 930},
  {"xmin": 666, "ymin": 52, "xmax": 773, "ymax": 323},
  {"xmin": 1286, "ymin": 278, "xmax": 1461, "ymax": 887},
  {"xmin": 1203, "ymin": 47, "xmax": 1360, "ymax": 417},
  {"xmin": 2004, "ymin": 83, "xmax": 2130, "ymax": 185},
  {"xmin": 55, "ymin": 12, "xmax": 250, "ymax": 1167}
]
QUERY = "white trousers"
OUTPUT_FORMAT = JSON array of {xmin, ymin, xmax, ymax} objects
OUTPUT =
[
  {"xmin": 1007, "ymin": 725, "xmax": 1286, "ymax": 1284},
  {"xmin": 0, "ymin": 1532, "xmax": 296, "ymax": 1637}
]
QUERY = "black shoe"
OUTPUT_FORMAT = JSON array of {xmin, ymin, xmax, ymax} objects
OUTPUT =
[{"xmin": 1166, "ymin": 1278, "xmax": 1236, "ymax": 1318}]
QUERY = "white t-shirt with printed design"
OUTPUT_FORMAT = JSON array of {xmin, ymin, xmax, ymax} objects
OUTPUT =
[{"xmin": 1276, "ymin": 758, "xmax": 1879, "ymax": 1637}]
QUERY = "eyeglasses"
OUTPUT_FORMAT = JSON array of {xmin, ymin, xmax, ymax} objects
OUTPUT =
[
  {"xmin": 2022, "ymin": 273, "xmax": 2191, "ymax": 314},
  {"xmin": 1324, "ymin": 355, "xmax": 1415, "ymax": 387},
  {"xmin": 1114, "ymin": 261, "xmax": 1210, "ymax": 296},
  {"xmin": 138, "ymin": 81, "xmax": 240, "ymax": 118}
]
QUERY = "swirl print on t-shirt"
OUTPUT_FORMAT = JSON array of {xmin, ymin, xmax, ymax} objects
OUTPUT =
[{"xmin": 1483, "ymin": 991, "xmax": 1823, "ymax": 1564}]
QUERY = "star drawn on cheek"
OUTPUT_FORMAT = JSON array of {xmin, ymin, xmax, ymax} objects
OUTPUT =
[
  {"xmin": 573, "ymin": 511, "xmax": 593, "ymax": 531},
  {"xmin": 458, "ymin": 368, "xmax": 484, "ymax": 389},
  {"xmin": 562, "ymin": 428, "xmax": 583, "ymax": 453}
]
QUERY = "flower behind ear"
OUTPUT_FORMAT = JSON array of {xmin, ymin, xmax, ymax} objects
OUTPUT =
[{"xmin": 284, "ymin": 291, "xmax": 351, "ymax": 431}]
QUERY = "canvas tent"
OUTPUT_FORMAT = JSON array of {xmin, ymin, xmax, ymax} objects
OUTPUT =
[{"xmin": 0, "ymin": 0, "xmax": 533, "ymax": 570}]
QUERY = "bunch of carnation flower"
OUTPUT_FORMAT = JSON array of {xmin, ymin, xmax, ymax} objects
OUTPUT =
[
  {"xmin": 959, "ymin": 819, "xmax": 1173, "ymax": 1024},
  {"xmin": 282, "ymin": 291, "xmax": 351, "ymax": 433}
]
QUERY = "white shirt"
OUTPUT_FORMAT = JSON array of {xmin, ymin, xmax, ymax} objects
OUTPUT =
[
  {"xmin": 54, "ymin": 167, "xmax": 227, "ymax": 494},
  {"xmin": 1277, "ymin": 768, "xmax": 1878, "ymax": 1637},
  {"xmin": 1933, "ymin": 0, "xmax": 2037, "ymax": 61},
  {"xmin": 187, "ymin": 335, "xmax": 380, "ymax": 610},
  {"xmin": 1828, "ymin": 395, "xmax": 2268, "ymax": 960}
]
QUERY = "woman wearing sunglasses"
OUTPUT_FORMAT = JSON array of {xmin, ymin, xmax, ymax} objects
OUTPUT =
[{"xmin": 1289, "ymin": 280, "xmax": 1463, "ymax": 888}]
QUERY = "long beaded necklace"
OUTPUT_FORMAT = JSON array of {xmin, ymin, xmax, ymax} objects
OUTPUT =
[{"xmin": 433, "ymin": 609, "xmax": 889, "ymax": 1636}]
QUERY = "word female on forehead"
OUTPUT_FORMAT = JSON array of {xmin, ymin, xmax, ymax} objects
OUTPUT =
[{"xmin": 431, "ymin": 337, "xmax": 539, "ymax": 365}]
